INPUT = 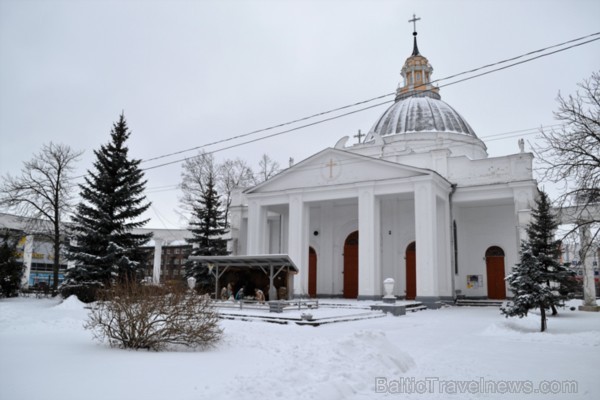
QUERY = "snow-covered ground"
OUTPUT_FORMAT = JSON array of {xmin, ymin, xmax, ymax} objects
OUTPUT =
[{"xmin": 0, "ymin": 297, "xmax": 598, "ymax": 400}]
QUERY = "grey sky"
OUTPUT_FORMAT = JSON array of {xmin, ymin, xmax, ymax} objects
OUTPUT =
[{"xmin": 1, "ymin": 0, "xmax": 599, "ymax": 229}]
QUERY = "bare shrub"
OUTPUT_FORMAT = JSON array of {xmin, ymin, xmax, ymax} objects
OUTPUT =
[{"xmin": 84, "ymin": 281, "xmax": 222, "ymax": 351}]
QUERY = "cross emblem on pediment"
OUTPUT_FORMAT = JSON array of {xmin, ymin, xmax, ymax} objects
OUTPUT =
[{"xmin": 322, "ymin": 157, "xmax": 341, "ymax": 181}]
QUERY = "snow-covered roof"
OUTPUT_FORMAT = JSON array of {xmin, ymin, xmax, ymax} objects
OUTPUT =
[
  {"xmin": 187, "ymin": 254, "xmax": 299, "ymax": 273},
  {"xmin": 367, "ymin": 31, "xmax": 477, "ymax": 140},
  {"xmin": 367, "ymin": 92, "xmax": 477, "ymax": 138}
]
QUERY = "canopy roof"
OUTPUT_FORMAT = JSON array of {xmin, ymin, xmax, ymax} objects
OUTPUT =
[{"xmin": 187, "ymin": 254, "xmax": 299, "ymax": 273}]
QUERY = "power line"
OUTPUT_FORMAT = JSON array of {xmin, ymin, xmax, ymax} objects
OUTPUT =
[
  {"xmin": 479, "ymin": 124, "xmax": 563, "ymax": 139},
  {"xmin": 73, "ymin": 32, "xmax": 598, "ymax": 182},
  {"xmin": 140, "ymin": 94, "xmax": 394, "ymax": 164},
  {"xmin": 139, "ymin": 32, "xmax": 600, "ymax": 167},
  {"xmin": 142, "ymin": 122, "xmax": 559, "ymax": 195},
  {"xmin": 142, "ymin": 100, "xmax": 393, "ymax": 171},
  {"xmin": 437, "ymin": 37, "xmax": 600, "ymax": 90},
  {"xmin": 429, "ymin": 32, "xmax": 600, "ymax": 88}
]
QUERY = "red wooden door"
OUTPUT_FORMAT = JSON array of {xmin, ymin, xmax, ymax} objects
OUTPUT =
[
  {"xmin": 486, "ymin": 257, "xmax": 506, "ymax": 299},
  {"xmin": 486, "ymin": 246, "xmax": 506, "ymax": 300},
  {"xmin": 308, "ymin": 247, "xmax": 317, "ymax": 298},
  {"xmin": 406, "ymin": 242, "xmax": 416, "ymax": 300},
  {"xmin": 343, "ymin": 231, "xmax": 359, "ymax": 299}
]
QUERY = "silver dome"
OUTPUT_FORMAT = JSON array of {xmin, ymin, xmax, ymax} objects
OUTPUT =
[{"xmin": 369, "ymin": 92, "xmax": 477, "ymax": 137}]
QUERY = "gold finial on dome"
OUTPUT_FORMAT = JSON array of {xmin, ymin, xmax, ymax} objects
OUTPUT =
[{"xmin": 395, "ymin": 15, "xmax": 440, "ymax": 102}]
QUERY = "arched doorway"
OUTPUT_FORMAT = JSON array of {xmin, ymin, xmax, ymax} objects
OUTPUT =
[
  {"xmin": 308, "ymin": 247, "xmax": 317, "ymax": 298},
  {"xmin": 486, "ymin": 246, "xmax": 506, "ymax": 299},
  {"xmin": 405, "ymin": 241, "xmax": 416, "ymax": 300},
  {"xmin": 343, "ymin": 231, "xmax": 359, "ymax": 299}
]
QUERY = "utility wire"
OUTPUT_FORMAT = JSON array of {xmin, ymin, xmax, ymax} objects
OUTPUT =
[
  {"xmin": 140, "ymin": 94, "xmax": 393, "ymax": 164},
  {"xmin": 142, "ymin": 100, "xmax": 392, "ymax": 171},
  {"xmin": 139, "ymin": 32, "xmax": 600, "ymax": 166},
  {"xmin": 479, "ymin": 124, "xmax": 563, "ymax": 139},
  {"xmin": 142, "ymin": 122, "xmax": 560, "ymax": 194},
  {"xmin": 437, "ymin": 37, "xmax": 600, "ymax": 89},
  {"xmin": 72, "ymin": 32, "xmax": 598, "ymax": 182},
  {"xmin": 428, "ymin": 32, "xmax": 600, "ymax": 87}
]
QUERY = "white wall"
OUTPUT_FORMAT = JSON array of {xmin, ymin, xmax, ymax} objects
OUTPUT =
[{"xmin": 454, "ymin": 204, "xmax": 518, "ymax": 297}]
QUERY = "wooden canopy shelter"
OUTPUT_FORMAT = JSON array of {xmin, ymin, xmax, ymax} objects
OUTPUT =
[{"xmin": 187, "ymin": 254, "xmax": 299, "ymax": 301}]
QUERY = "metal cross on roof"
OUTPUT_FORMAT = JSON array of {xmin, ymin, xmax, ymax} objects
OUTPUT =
[
  {"xmin": 354, "ymin": 129, "xmax": 364, "ymax": 144},
  {"xmin": 409, "ymin": 13, "xmax": 421, "ymax": 33}
]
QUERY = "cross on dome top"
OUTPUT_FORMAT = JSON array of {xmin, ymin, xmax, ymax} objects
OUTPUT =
[
  {"xmin": 409, "ymin": 13, "xmax": 420, "ymax": 34},
  {"xmin": 408, "ymin": 13, "xmax": 421, "ymax": 56}
]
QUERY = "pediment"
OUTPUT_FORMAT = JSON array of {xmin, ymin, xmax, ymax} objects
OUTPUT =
[{"xmin": 246, "ymin": 148, "xmax": 431, "ymax": 194}]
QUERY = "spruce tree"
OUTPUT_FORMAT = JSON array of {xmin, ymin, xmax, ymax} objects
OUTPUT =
[
  {"xmin": 0, "ymin": 231, "xmax": 24, "ymax": 297},
  {"xmin": 501, "ymin": 191, "xmax": 574, "ymax": 331},
  {"xmin": 64, "ymin": 114, "xmax": 152, "ymax": 291},
  {"xmin": 526, "ymin": 191, "xmax": 575, "ymax": 314},
  {"xmin": 185, "ymin": 173, "xmax": 229, "ymax": 291}
]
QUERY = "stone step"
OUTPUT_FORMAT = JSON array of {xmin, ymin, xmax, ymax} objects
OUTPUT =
[
  {"xmin": 406, "ymin": 304, "xmax": 428, "ymax": 312},
  {"xmin": 455, "ymin": 299, "xmax": 503, "ymax": 307},
  {"xmin": 218, "ymin": 310, "xmax": 386, "ymax": 326}
]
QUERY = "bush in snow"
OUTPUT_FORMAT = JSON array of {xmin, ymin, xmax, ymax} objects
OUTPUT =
[{"xmin": 85, "ymin": 281, "xmax": 222, "ymax": 351}]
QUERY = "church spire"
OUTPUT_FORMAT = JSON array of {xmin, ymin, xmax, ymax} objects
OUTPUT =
[
  {"xmin": 395, "ymin": 14, "xmax": 440, "ymax": 102},
  {"xmin": 409, "ymin": 14, "xmax": 421, "ymax": 56}
]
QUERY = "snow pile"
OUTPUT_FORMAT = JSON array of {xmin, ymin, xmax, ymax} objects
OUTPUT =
[
  {"xmin": 54, "ymin": 295, "xmax": 86, "ymax": 310},
  {"xmin": 336, "ymin": 330, "xmax": 415, "ymax": 374}
]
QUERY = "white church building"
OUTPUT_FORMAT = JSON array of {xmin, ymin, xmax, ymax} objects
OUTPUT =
[{"xmin": 228, "ymin": 28, "xmax": 538, "ymax": 307}]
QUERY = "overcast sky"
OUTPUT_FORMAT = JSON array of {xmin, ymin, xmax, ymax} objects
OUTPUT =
[{"xmin": 1, "ymin": 0, "xmax": 599, "ymax": 230}]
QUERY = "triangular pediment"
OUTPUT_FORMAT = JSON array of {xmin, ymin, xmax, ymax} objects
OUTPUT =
[{"xmin": 246, "ymin": 148, "xmax": 432, "ymax": 194}]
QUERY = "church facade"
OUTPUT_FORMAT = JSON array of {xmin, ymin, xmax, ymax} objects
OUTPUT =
[{"xmin": 228, "ymin": 31, "xmax": 538, "ymax": 307}]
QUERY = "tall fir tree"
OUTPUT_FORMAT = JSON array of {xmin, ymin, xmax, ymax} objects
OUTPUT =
[
  {"xmin": 501, "ymin": 191, "xmax": 574, "ymax": 331},
  {"xmin": 526, "ymin": 191, "xmax": 576, "ymax": 314},
  {"xmin": 185, "ymin": 173, "xmax": 229, "ymax": 290},
  {"xmin": 65, "ymin": 114, "xmax": 152, "ymax": 289},
  {"xmin": 0, "ymin": 231, "xmax": 25, "ymax": 297}
]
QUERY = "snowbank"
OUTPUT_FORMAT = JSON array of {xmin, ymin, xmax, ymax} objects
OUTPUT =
[{"xmin": 54, "ymin": 295, "xmax": 86, "ymax": 310}]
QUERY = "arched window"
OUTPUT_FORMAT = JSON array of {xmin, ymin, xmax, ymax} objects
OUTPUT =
[{"xmin": 485, "ymin": 246, "xmax": 505, "ymax": 257}]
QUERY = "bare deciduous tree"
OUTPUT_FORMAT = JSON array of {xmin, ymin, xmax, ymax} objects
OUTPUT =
[
  {"xmin": 0, "ymin": 142, "xmax": 82, "ymax": 291},
  {"xmin": 179, "ymin": 151, "xmax": 218, "ymax": 217},
  {"xmin": 218, "ymin": 158, "xmax": 254, "ymax": 223},
  {"xmin": 179, "ymin": 152, "xmax": 255, "ymax": 226},
  {"xmin": 254, "ymin": 153, "xmax": 281, "ymax": 184},
  {"xmin": 536, "ymin": 71, "xmax": 600, "ymax": 307}
]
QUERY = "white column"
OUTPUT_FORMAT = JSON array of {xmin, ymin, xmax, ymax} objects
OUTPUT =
[
  {"xmin": 320, "ymin": 202, "xmax": 334, "ymax": 295},
  {"xmin": 414, "ymin": 182, "xmax": 438, "ymax": 297},
  {"xmin": 358, "ymin": 188, "xmax": 380, "ymax": 298},
  {"xmin": 436, "ymin": 195, "xmax": 453, "ymax": 297},
  {"xmin": 153, "ymin": 238, "xmax": 164, "ymax": 285},
  {"xmin": 289, "ymin": 195, "xmax": 309, "ymax": 296},
  {"xmin": 21, "ymin": 235, "xmax": 34, "ymax": 289},
  {"xmin": 247, "ymin": 200, "xmax": 268, "ymax": 254},
  {"xmin": 579, "ymin": 225, "xmax": 598, "ymax": 307}
]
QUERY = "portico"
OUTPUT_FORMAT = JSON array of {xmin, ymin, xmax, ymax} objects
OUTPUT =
[{"xmin": 232, "ymin": 148, "xmax": 453, "ymax": 304}]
